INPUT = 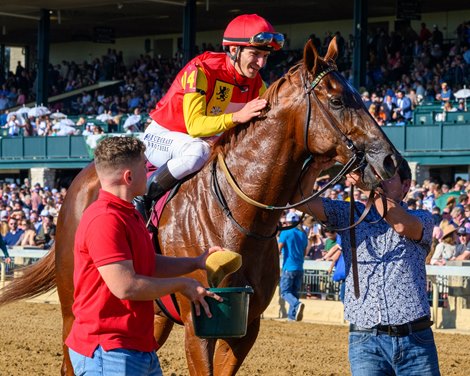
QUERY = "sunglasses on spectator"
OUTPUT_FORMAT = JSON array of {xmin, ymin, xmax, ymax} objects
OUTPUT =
[{"xmin": 250, "ymin": 32, "xmax": 285, "ymax": 49}]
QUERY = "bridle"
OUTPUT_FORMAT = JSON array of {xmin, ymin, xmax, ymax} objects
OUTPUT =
[
  {"xmin": 211, "ymin": 64, "xmax": 369, "ymax": 220},
  {"xmin": 210, "ymin": 63, "xmax": 384, "ymax": 298},
  {"xmin": 303, "ymin": 66, "xmax": 359, "ymax": 155}
]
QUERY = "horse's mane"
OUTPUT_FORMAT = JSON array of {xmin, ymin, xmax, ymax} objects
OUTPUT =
[
  {"xmin": 208, "ymin": 52, "xmax": 332, "ymax": 162},
  {"xmin": 208, "ymin": 62, "xmax": 304, "ymax": 161}
]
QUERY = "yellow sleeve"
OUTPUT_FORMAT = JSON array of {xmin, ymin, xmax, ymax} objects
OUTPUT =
[
  {"xmin": 259, "ymin": 80, "xmax": 267, "ymax": 96},
  {"xmin": 183, "ymin": 68, "xmax": 236, "ymax": 138}
]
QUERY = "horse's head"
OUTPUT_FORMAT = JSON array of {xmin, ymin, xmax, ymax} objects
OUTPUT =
[{"xmin": 296, "ymin": 38, "xmax": 401, "ymax": 188}]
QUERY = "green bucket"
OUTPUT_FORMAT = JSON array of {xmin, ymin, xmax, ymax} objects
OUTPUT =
[{"xmin": 191, "ymin": 286, "xmax": 254, "ymax": 338}]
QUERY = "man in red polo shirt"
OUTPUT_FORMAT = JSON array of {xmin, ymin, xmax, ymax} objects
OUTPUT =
[{"xmin": 66, "ymin": 136, "xmax": 222, "ymax": 375}]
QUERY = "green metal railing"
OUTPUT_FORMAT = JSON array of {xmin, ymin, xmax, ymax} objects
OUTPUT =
[
  {"xmin": 1, "ymin": 110, "xmax": 470, "ymax": 168},
  {"xmin": 0, "ymin": 135, "xmax": 91, "ymax": 168}
]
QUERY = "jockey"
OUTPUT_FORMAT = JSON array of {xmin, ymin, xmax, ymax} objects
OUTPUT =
[{"xmin": 137, "ymin": 14, "xmax": 284, "ymax": 218}]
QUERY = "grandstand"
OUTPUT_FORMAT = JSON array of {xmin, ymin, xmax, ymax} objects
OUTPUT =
[{"xmin": 0, "ymin": 2, "xmax": 469, "ymax": 184}]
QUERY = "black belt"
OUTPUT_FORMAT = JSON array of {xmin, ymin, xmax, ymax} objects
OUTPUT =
[{"xmin": 349, "ymin": 316, "xmax": 433, "ymax": 337}]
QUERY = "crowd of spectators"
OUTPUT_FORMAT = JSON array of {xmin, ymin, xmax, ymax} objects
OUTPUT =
[
  {"xmin": 0, "ymin": 179, "xmax": 65, "ymax": 251},
  {"xmin": 1, "ymin": 19, "xmax": 469, "ymax": 133}
]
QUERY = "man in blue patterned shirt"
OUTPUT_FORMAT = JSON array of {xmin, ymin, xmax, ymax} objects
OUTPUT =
[{"xmin": 306, "ymin": 160, "xmax": 440, "ymax": 375}]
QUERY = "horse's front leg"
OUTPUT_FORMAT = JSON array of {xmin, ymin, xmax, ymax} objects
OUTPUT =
[
  {"xmin": 213, "ymin": 317, "xmax": 261, "ymax": 376},
  {"xmin": 183, "ymin": 320, "xmax": 216, "ymax": 375}
]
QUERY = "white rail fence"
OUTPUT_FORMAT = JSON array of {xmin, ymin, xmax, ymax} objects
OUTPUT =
[{"xmin": 2, "ymin": 250, "xmax": 470, "ymax": 329}]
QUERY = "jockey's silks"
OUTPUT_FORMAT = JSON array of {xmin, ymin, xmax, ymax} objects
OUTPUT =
[{"xmin": 149, "ymin": 52, "xmax": 266, "ymax": 138}]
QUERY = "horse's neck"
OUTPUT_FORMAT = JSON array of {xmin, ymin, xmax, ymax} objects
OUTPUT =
[{"xmin": 222, "ymin": 114, "xmax": 306, "ymax": 207}]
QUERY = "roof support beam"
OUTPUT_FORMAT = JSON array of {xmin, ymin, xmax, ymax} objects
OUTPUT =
[{"xmin": 182, "ymin": 0, "xmax": 196, "ymax": 65}]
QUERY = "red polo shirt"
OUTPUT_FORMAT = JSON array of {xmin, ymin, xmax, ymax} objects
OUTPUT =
[{"xmin": 66, "ymin": 189, "xmax": 157, "ymax": 357}]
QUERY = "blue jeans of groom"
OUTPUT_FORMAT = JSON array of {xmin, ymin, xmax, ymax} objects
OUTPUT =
[{"xmin": 348, "ymin": 328, "xmax": 440, "ymax": 375}]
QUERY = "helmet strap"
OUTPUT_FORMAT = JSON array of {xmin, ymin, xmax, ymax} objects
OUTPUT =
[
  {"xmin": 231, "ymin": 46, "xmax": 250, "ymax": 78},
  {"xmin": 229, "ymin": 46, "xmax": 241, "ymax": 63}
]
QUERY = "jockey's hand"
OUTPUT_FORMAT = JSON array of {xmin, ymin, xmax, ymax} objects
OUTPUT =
[
  {"xmin": 181, "ymin": 278, "xmax": 222, "ymax": 317},
  {"xmin": 196, "ymin": 246, "xmax": 224, "ymax": 269},
  {"xmin": 232, "ymin": 97, "xmax": 267, "ymax": 124}
]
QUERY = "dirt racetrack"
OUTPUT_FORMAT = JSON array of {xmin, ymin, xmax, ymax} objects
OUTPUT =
[{"xmin": 0, "ymin": 301, "xmax": 469, "ymax": 375}]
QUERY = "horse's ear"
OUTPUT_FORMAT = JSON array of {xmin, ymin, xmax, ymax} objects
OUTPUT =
[
  {"xmin": 324, "ymin": 36, "xmax": 339, "ymax": 63},
  {"xmin": 303, "ymin": 39, "xmax": 319, "ymax": 74}
]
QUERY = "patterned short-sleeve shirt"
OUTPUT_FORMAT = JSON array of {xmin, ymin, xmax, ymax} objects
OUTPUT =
[{"xmin": 323, "ymin": 198, "xmax": 433, "ymax": 328}]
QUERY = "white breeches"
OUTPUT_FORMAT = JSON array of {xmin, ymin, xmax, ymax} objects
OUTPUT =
[{"xmin": 143, "ymin": 121, "xmax": 211, "ymax": 179}]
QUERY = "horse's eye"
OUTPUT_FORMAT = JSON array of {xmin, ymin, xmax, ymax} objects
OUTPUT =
[{"xmin": 330, "ymin": 97, "xmax": 343, "ymax": 108}]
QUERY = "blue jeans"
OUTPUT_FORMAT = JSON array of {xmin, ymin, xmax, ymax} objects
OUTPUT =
[
  {"xmin": 348, "ymin": 328, "xmax": 440, "ymax": 375},
  {"xmin": 280, "ymin": 270, "xmax": 303, "ymax": 320},
  {"xmin": 69, "ymin": 346, "xmax": 162, "ymax": 376}
]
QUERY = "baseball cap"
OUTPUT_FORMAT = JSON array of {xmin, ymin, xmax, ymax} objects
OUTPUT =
[
  {"xmin": 457, "ymin": 227, "xmax": 470, "ymax": 235},
  {"xmin": 286, "ymin": 212, "xmax": 300, "ymax": 223},
  {"xmin": 40, "ymin": 209, "xmax": 50, "ymax": 217},
  {"xmin": 333, "ymin": 184, "xmax": 343, "ymax": 192}
]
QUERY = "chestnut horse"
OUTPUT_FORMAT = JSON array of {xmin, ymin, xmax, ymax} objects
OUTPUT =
[{"xmin": 0, "ymin": 39, "xmax": 401, "ymax": 375}]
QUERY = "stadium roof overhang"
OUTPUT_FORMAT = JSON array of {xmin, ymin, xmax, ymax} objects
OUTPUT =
[{"xmin": 0, "ymin": 0, "xmax": 467, "ymax": 46}]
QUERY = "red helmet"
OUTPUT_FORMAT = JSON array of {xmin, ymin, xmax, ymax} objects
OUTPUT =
[{"xmin": 222, "ymin": 14, "xmax": 284, "ymax": 51}]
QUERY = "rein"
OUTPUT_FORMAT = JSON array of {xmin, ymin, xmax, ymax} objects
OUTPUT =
[
  {"xmin": 213, "ymin": 66, "xmax": 370, "ymax": 209},
  {"xmin": 214, "ymin": 151, "xmax": 360, "ymax": 211},
  {"xmin": 210, "ymin": 158, "xmax": 278, "ymax": 240}
]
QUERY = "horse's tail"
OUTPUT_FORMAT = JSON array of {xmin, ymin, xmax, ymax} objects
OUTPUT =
[{"xmin": 0, "ymin": 245, "xmax": 56, "ymax": 306}]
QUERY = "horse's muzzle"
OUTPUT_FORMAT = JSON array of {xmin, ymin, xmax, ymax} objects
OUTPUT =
[{"xmin": 362, "ymin": 153, "xmax": 402, "ymax": 188}]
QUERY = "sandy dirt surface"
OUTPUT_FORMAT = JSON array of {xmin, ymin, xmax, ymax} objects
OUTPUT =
[{"xmin": 0, "ymin": 301, "xmax": 469, "ymax": 375}]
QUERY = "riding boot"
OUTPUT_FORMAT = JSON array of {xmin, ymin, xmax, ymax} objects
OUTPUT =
[
  {"xmin": 147, "ymin": 163, "xmax": 180, "ymax": 202},
  {"xmin": 133, "ymin": 163, "xmax": 180, "ymax": 221},
  {"xmin": 133, "ymin": 195, "xmax": 151, "ymax": 223}
]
